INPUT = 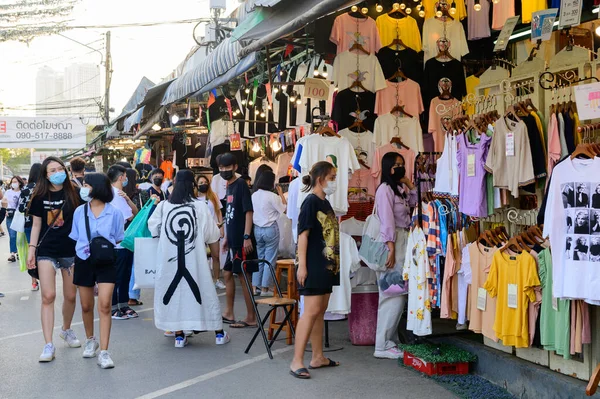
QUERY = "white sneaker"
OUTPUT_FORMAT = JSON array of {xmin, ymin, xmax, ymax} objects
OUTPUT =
[
  {"xmin": 215, "ymin": 279, "xmax": 226, "ymax": 290},
  {"xmin": 39, "ymin": 343, "xmax": 55, "ymax": 362},
  {"xmin": 215, "ymin": 331, "xmax": 230, "ymax": 345},
  {"xmin": 59, "ymin": 328, "xmax": 81, "ymax": 348},
  {"xmin": 82, "ymin": 337, "xmax": 99, "ymax": 358},
  {"xmin": 175, "ymin": 336, "xmax": 188, "ymax": 348},
  {"xmin": 374, "ymin": 347, "xmax": 404, "ymax": 359},
  {"xmin": 97, "ymin": 350, "xmax": 114, "ymax": 369}
]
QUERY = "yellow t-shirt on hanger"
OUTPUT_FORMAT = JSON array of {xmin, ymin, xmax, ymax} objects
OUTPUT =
[
  {"xmin": 522, "ymin": 0, "xmax": 547, "ymax": 23},
  {"xmin": 376, "ymin": 14, "xmax": 422, "ymax": 52},
  {"xmin": 423, "ymin": 0, "xmax": 467, "ymax": 20}
]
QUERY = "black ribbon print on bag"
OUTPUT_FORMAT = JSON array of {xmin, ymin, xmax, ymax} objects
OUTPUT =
[{"xmin": 162, "ymin": 205, "xmax": 202, "ymax": 305}]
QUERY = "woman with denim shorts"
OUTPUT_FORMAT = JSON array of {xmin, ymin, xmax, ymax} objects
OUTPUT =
[{"xmin": 27, "ymin": 156, "xmax": 82, "ymax": 362}]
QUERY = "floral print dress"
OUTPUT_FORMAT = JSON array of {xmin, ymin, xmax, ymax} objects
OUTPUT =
[{"xmin": 403, "ymin": 226, "xmax": 433, "ymax": 336}]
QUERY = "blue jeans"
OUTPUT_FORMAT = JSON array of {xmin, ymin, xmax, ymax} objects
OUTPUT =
[
  {"xmin": 252, "ymin": 224, "xmax": 279, "ymax": 289},
  {"xmin": 128, "ymin": 261, "xmax": 140, "ymax": 300},
  {"xmin": 7, "ymin": 216, "xmax": 16, "ymax": 253}
]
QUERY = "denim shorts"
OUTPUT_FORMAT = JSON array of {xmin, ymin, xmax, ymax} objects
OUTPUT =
[{"xmin": 37, "ymin": 256, "xmax": 75, "ymax": 272}]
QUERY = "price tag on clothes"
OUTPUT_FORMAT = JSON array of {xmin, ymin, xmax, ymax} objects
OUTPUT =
[
  {"xmin": 229, "ymin": 133, "xmax": 241, "ymax": 151},
  {"xmin": 467, "ymin": 154, "xmax": 476, "ymax": 177},
  {"xmin": 505, "ymin": 133, "xmax": 515, "ymax": 156},
  {"xmin": 493, "ymin": 16, "xmax": 520, "ymax": 52},
  {"xmin": 477, "ymin": 288, "xmax": 487, "ymax": 311},
  {"xmin": 559, "ymin": 0, "xmax": 582, "ymax": 28},
  {"xmin": 552, "ymin": 297, "xmax": 558, "ymax": 311},
  {"xmin": 304, "ymin": 78, "xmax": 330, "ymax": 101},
  {"xmin": 508, "ymin": 284, "xmax": 518, "ymax": 309}
]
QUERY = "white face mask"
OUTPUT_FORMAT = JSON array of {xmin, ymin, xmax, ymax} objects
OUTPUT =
[
  {"xmin": 323, "ymin": 180, "xmax": 337, "ymax": 196},
  {"xmin": 11, "ymin": 182, "xmax": 19, "ymax": 190}
]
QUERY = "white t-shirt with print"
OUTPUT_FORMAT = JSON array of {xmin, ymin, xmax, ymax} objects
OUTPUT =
[
  {"xmin": 544, "ymin": 157, "xmax": 600, "ymax": 302},
  {"xmin": 332, "ymin": 51, "xmax": 387, "ymax": 93}
]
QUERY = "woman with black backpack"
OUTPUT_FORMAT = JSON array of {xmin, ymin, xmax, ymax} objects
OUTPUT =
[{"xmin": 69, "ymin": 173, "xmax": 124, "ymax": 369}]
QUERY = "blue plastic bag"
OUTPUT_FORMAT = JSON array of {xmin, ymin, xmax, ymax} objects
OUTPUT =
[{"xmin": 121, "ymin": 198, "xmax": 155, "ymax": 252}]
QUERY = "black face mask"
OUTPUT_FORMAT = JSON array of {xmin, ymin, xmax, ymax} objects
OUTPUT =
[
  {"xmin": 392, "ymin": 166, "xmax": 406, "ymax": 180},
  {"xmin": 198, "ymin": 184, "xmax": 209, "ymax": 193},
  {"xmin": 153, "ymin": 177, "xmax": 163, "ymax": 186},
  {"xmin": 220, "ymin": 170, "xmax": 234, "ymax": 181}
]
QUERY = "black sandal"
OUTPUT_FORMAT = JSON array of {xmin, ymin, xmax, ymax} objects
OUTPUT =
[
  {"xmin": 120, "ymin": 306, "xmax": 139, "ymax": 318},
  {"xmin": 7, "ymin": 255, "xmax": 15, "ymax": 262},
  {"xmin": 308, "ymin": 358, "xmax": 340, "ymax": 369},
  {"xmin": 290, "ymin": 368, "xmax": 311, "ymax": 379}
]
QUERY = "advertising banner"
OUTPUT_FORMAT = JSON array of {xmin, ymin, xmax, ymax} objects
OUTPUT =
[{"xmin": 0, "ymin": 117, "xmax": 87, "ymax": 149}]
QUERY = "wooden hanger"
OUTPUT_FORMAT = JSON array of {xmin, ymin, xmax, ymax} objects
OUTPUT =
[
  {"xmin": 348, "ymin": 9, "xmax": 367, "ymax": 19},
  {"xmin": 436, "ymin": 48, "xmax": 455, "ymax": 61},
  {"xmin": 390, "ymin": 136, "xmax": 410, "ymax": 149},
  {"xmin": 389, "ymin": 67, "xmax": 407, "ymax": 82},
  {"xmin": 438, "ymin": 87, "xmax": 453, "ymax": 100},
  {"xmin": 495, "ymin": 226, "xmax": 509, "ymax": 241},
  {"xmin": 349, "ymin": 41, "xmax": 369, "ymax": 55},
  {"xmin": 505, "ymin": 105, "xmax": 521, "ymax": 122},
  {"xmin": 525, "ymin": 98, "xmax": 538, "ymax": 113},
  {"xmin": 391, "ymin": 104, "xmax": 413, "ymax": 118},
  {"xmin": 348, "ymin": 116, "xmax": 365, "ymax": 132},
  {"xmin": 571, "ymin": 143, "xmax": 596, "ymax": 159},
  {"xmin": 387, "ymin": 37, "xmax": 406, "ymax": 51},
  {"xmin": 501, "ymin": 236, "xmax": 526, "ymax": 253},
  {"xmin": 317, "ymin": 124, "xmax": 340, "ymax": 137},
  {"xmin": 388, "ymin": 4, "xmax": 407, "ymax": 18}
]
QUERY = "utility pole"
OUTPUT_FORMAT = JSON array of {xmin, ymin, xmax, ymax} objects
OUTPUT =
[{"xmin": 104, "ymin": 30, "xmax": 112, "ymax": 125}]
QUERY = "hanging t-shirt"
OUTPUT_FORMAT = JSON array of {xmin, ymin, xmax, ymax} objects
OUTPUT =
[
  {"xmin": 423, "ymin": 58, "xmax": 468, "ymax": 104},
  {"xmin": 467, "ymin": 242, "xmax": 498, "ymax": 341},
  {"xmin": 375, "ymin": 14, "xmax": 422, "ymax": 52},
  {"xmin": 209, "ymin": 142, "xmax": 248, "ymax": 175},
  {"xmin": 543, "ymin": 157, "xmax": 600, "ymax": 302},
  {"xmin": 225, "ymin": 178, "xmax": 253, "ymax": 248},
  {"xmin": 522, "ymin": 0, "xmax": 547, "ymax": 23},
  {"xmin": 298, "ymin": 135, "xmax": 360, "ymax": 215},
  {"xmin": 404, "ymin": 227, "xmax": 432, "ymax": 336},
  {"xmin": 286, "ymin": 177, "xmax": 302, "ymax": 243},
  {"xmin": 209, "ymin": 119, "xmax": 236, "ymax": 147},
  {"xmin": 422, "ymin": 18, "xmax": 469, "ymax": 63},
  {"xmin": 297, "ymin": 194, "xmax": 341, "ymax": 290},
  {"xmin": 160, "ymin": 160, "xmax": 174, "ymax": 180},
  {"xmin": 374, "ymin": 79, "xmax": 424, "ymax": 117},
  {"xmin": 373, "ymin": 114, "xmax": 424, "ymax": 152},
  {"xmin": 331, "ymin": 88, "xmax": 377, "ymax": 132},
  {"xmin": 339, "ymin": 128, "xmax": 376, "ymax": 167},
  {"xmin": 423, "ymin": 0, "xmax": 467, "ymax": 20},
  {"xmin": 522, "ymin": 114, "xmax": 547, "ymax": 179},
  {"xmin": 329, "ymin": 13, "xmax": 382, "ymax": 55},
  {"xmin": 484, "ymin": 118, "xmax": 535, "ymax": 198},
  {"xmin": 428, "ymin": 97, "xmax": 462, "ymax": 152},
  {"xmin": 457, "ymin": 132, "xmax": 492, "ymax": 217},
  {"xmin": 492, "ymin": 0, "xmax": 515, "ymax": 30},
  {"xmin": 348, "ymin": 166, "xmax": 376, "ymax": 196},
  {"xmin": 327, "ymin": 232, "xmax": 361, "ymax": 314},
  {"xmin": 433, "ymin": 133, "xmax": 459, "ymax": 196},
  {"xmin": 248, "ymin": 158, "xmax": 277, "ymax": 182},
  {"xmin": 275, "ymin": 152, "xmax": 293, "ymax": 180},
  {"xmin": 464, "ymin": 75, "xmax": 480, "ymax": 116},
  {"xmin": 372, "ymin": 143, "xmax": 415, "ymax": 184},
  {"xmin": 376, "ymin": 47, "xmax": 423, "ymax": 83},
  {"xmin": 28, "ymin": 189, "xmax": 77, "ymax": 258},
  {"xmin": 332, "ymin": 51, "xmax": 387, "ymax": 93},
  {"xmin": 466, "ymin": 0, "xmax": 491, "ymax": 40}
]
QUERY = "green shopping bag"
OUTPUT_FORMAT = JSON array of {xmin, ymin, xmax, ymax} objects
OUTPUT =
[
  {"xmin": 17, "ymin": 232, "xmax": 28, "ymax": 272},
  {"xmin": 121, "ymin": 198, "xmax": 155, "ymax": 252}
]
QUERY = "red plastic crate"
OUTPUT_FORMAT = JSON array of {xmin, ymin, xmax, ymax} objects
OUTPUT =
[{"xmin": 403, "ymin": 351, "xmax": 469, "ymax": 376}]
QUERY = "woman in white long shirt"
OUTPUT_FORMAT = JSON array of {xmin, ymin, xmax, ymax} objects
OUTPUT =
[{"xmin": 148, "ymin": 170, "xmax": 230, "ymax": 348}]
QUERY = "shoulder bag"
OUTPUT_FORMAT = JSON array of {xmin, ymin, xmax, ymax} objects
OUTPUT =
[
  {"xmin": 358, "ymin": 203, "xmax": 390, "ymax": 272},
  {"xmin": 85, "ymin": 204, "xmax": 115, "ymax": 266}
]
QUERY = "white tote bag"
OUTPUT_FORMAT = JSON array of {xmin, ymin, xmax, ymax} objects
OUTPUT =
[
  {"xmin": 133, "ymin": 237, "xmax": 159, "ymax": 289},
  {"xmin": 358, "ymin": 204, "xmax": 390, "ymax": 272},
  {"xmin": 9, "ymin": 210, "xmax": 25, "ymax": 233}
]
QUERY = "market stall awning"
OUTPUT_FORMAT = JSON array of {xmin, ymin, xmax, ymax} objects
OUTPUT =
[
  {"xmin": 133, "ymin": 106, "xmax": 167, "ymax": 140},
  {"xmin": 161, "ymin": 37, "xmax": 258, "ymax": 105},
  {"xmin": 123, "ymin": 107, "xmax": 144, "ymax": 133},
  {"xmin": 109, "ymin": 77, "xmax": 155, "ymax": 125},
  {"xmin": 235, "ymin": 0, "xmax": 359, "ymax": 58}
]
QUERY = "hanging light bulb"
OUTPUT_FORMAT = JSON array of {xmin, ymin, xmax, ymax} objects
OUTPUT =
[
  {"xmin": 393, "ymin": 2, "xmax": 400, "ymax": 10},
  {"xmin": 492, "ymin": 0, "xmax": 499, "ymax": 3},
  {"xmin": 152, "ymin": 123, "xmax": 161, "ymax": 131},
  {"xmin": 272, "ymin": 139, "xmax": 282, "ymax": 152},
  {"xmin": 322, "ymin": 66, "xmax": 328, "ymax": 78},
  {"xmin": 245, "ymin": 88, "xmax": 250, "ymax": 94},
  {"xmin": 252, "ymin": 140, "xmax": 260, "ymax": 153},
  {"xmin": 449, "ymin": 1, "xmax": 456, "ymax": 14},
  {"xmin": 313, "ymin": 66, "xmax": 320, "ymax": 77},
  {"xmin": 400, "ymin": 2, "xmax": 406, "ymax": 9},
  {"xmin": 419, "ymin": 8, "xmax": 425, "ymax": 17},
  {"xmin": 435, "ymin": 5, "xmax": 443, "ymax": 17},
  {"xmin": 351, "ymin": 5, "xmax": 358, "ymax": 12},
  {"xmin": 473, "ymin": 0, "xmax": 481, "ymax": 11},
  {"xmin": 596, "ymin": 25, "xmax": 600, "ymax": 36},
  {"xmin": 260, "ymin": 112, "xmax": 266, "ymax": 118},
  {"xmin": 406, "ymin": 7, "xmax": 412, "ymax": 13},
  {"xmin": 376, "ymin": 3, "xmax": 383, "ymax": 12},
  {"xmin": 361, "ymin": 7, "xmax": 368, "ymax": 14},
  {"xmin": 248, "ymin": 100, "xmax": 254, "ymax": 106},
  {"xmin": 289, "ymin": 94, "xmax": 296, "ymax": 103},
  {"xmin": 268, "ymin": 104, "xmax": 272, "ymax": 110},
  {"xmin": 281, "ymin": 84, "xmax": 287, "ymax": 91},
  {"xmin": 296, "ymin": 99, "xmax": 302, "ymax": 105},
  {"xmin": 171, "ymin": 114, "xmax": 179, "ymax": 124},
  {"xmin": 241, "ymin": 99, "xmax": 247, "ymax": 105},
  {"xmin": 273, "ymin": 87, "xmax": 279, "ymax": 93},
  {"xmin": 254, "ymin": 109, "xmax": 260, "ymax": 115},
  {"xmin": 416, "ymin": 4, "xmax": 422, "ymax": 10}
]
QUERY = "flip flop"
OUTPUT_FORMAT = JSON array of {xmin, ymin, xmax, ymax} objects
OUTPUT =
[
  {"xmin": 289, "ymin": 368, "xmax": 311, "ymax": 379},
  {"xmin": 308, "ymin": 358, "xmax": 340, "ymax": 369},
  {"xmin": 230, "ymin": 321, "xmax": 258, "ymax": 328},
  {"xmin": 222, "ymin": 317, "xmax": 235, "ymax": 324}
]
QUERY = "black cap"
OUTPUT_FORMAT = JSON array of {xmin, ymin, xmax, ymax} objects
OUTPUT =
[{"xmin": 217, "ymin": 152, "xmax": 236, "ymax": 167}]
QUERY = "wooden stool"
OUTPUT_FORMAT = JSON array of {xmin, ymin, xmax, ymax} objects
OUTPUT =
[{"xmin": 268, "ymin": 259, "xmax": 298, "ymax": 345}]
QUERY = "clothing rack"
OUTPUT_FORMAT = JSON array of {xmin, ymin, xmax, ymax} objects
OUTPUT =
[{"xmin": 538, "ymin": 71, "xmax": 600, "ymax": 91}]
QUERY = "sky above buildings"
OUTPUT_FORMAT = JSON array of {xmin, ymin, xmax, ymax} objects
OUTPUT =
[{"xmin": 0, "ymin": 0, "xmax": 238, "ymax": 118}]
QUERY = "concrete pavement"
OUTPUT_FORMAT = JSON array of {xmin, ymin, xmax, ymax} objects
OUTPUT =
[{"xmin": 0, "ymin": 235, "xmax": 457, "ymax": 399}]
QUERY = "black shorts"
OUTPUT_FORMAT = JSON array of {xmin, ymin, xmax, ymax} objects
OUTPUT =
[
  {"xmin": 299, "ymin": 287, "xmax": 333, "ymax": 296},
  {"xmin": 73, "ymin": 256, "xmax": 117, "ymax": 287},
  {"xmin": 224, "ymin": 247, "xmax": 258, "ymax": 274}
]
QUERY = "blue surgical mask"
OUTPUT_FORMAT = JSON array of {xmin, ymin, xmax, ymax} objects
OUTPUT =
[
  {"xmin": 123, "ymin": 178, "xmax": 129, "ymax": 188},
  {"xmin": 49, "ymin": 171, "xmax": 67, "ymax": 185},
  {"xmin": 79, "ymin": 187, "xmax": 92, "ymax": 202}
]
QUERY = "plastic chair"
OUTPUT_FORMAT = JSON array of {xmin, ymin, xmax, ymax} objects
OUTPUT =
[{"xmin": 240, "ymin": 259, "xmax": 296, "ymax": 359}]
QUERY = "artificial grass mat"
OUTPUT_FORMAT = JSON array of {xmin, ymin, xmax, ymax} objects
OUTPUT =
[{"xmin": 399, "ymin": 343, "xmax": 478, "ymax": 363}]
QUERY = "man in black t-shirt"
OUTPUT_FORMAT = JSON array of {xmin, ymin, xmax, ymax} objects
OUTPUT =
[
  {"xmin": 147, "ymin": 168, "xmax": 167, "ymax": 202},
  {"xmin": 219, "ymin": 153, "xmax": 258, "ymax": 328}
]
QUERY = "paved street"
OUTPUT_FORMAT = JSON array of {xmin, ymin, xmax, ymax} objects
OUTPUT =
[{"xmin": 0, "ymin": 234, "xmax": 456, "ymax": 399}]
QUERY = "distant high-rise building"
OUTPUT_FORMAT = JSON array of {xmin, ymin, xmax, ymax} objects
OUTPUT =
[
  {"xmin": 64, "ymin": 63, "xmax": 101, "ymax": 122},
  {"xmin": 35, "ymin": 66, "xmax": 66, "ymax": 116}
]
